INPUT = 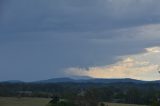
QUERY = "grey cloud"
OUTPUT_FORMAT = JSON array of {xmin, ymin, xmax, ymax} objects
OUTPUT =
[
  {"xmin": 0, "ymin": 0, "xmax": 160, "ymax": 81},
  {"xmin": 1, "ymin": 0, "xmax": 160, "ymax": 33}
]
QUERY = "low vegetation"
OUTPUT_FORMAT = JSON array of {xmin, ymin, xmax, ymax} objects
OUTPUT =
[
  {"xmin": 0, "ymin": 82, "xmax": 160, "ymax": 105},
  {"xmin": 0, "ymin": 97, "xmax": 50, "ymax": 106},
  {"xmin": 101, "ymin": 103, "xmax": 147, "ymax": 106},
  {"xmin": 0, "ymin": 97, "xmax": 148, "ymax": 106}
]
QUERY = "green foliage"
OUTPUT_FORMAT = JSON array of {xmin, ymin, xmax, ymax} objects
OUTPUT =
[
  {"xmin": 84, "ymin": 88, "xmax": 99, "ymax": 106},
  {"xmin": 100, "ymin": 102, "xmax": 105, "ymax": 106},
  {"xmin": 47, "ymin": 101, "xmax": 75, "ymax": 106},
  {"xmin": 151, "ymin": 101, "xmax": 160, "ymax": 106},
  {"xmin": 1, "ymin": 82, "xmax": 160, "ymax": 105}
]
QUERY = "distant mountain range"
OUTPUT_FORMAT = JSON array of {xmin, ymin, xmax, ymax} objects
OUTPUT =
[
  {"xmin": 2, "ymin": 77, "xmax": 159, "ymax": 84},
  {"xmin": 34, "ymin": 78, "xmax": 150, "ymax": 84},
  {"xmin": 1, "ymin": 80, "xmax": 24, "ymax": 83}
]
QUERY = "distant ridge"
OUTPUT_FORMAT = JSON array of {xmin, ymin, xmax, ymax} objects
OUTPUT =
[
  {"xmin": 1, "ymin": 78, "xmax": 159, "ymax": 84},
  {"xmin": 1, "ymin": 80, "xmax": 24, "ymax": 83},
  {"xmin": 86, "ymin": 78, "xmax": 147, "ymax": 83},
  {"xmin": 35, "ymin": 77, "xmax": 74, "ymax": 83},
  {"xmin": 33, "ymin": 77, "xmax": 151, "ymax": 84}
]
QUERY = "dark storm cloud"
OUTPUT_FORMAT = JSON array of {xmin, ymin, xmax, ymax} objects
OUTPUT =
[
  {"xmin": 0, "ymin": 0, "xmax": 160, "ymax": 81},
  {"xmin": 0, "ymin": 0, "xmax": 8, "ymax": 17},
  {"xmin": 1, "ymin": 0, "xmax": 160, "ymax": 33}
]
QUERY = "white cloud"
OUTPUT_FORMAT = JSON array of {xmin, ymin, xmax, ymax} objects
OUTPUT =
[
  {"xmin": 146, "ymin": 47, "xmax": 160, "ymax": 53},
  {"xmin": 66, "ymin": 46, "xmax": 160, "ymax": 81}
]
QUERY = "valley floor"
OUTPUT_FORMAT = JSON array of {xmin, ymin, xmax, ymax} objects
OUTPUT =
[
  {"xmin": 0, "ymin": 97, "xmax": 148, "ymax": 106},
  {"xmin": 102, "ymin": 102, "xmax": 147, "ymax": 106},
  {"xmin": 0, "ymin": 97, "xmax": 51, "ymax": 106}
]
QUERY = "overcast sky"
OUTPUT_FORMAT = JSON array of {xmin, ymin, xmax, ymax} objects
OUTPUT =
[{"xmin": 1, "ymin": 0, "xmax": 160, "ymax": 81}]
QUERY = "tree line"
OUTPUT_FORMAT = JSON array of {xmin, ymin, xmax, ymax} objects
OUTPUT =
[{"xmin": 0, "ymin": 82, "xmax": 160, "ymax": 105}]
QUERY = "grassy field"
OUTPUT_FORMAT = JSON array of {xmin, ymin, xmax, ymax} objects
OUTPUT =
[
  {"xmin": 103, "ymin": 103, "xmax": 148, "ymax": 106},
  {"xmin": 0, "ymin": 97, "xmax": 148, "ymax": 106},
  {"xmin": 0, "ymin": 97, "xmax": 51, "ymax": 106}
]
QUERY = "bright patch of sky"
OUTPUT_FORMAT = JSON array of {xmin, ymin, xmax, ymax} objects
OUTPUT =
[{"xmin": 66, "ymin": 46, "xmax": 160, "ymax": 81}]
